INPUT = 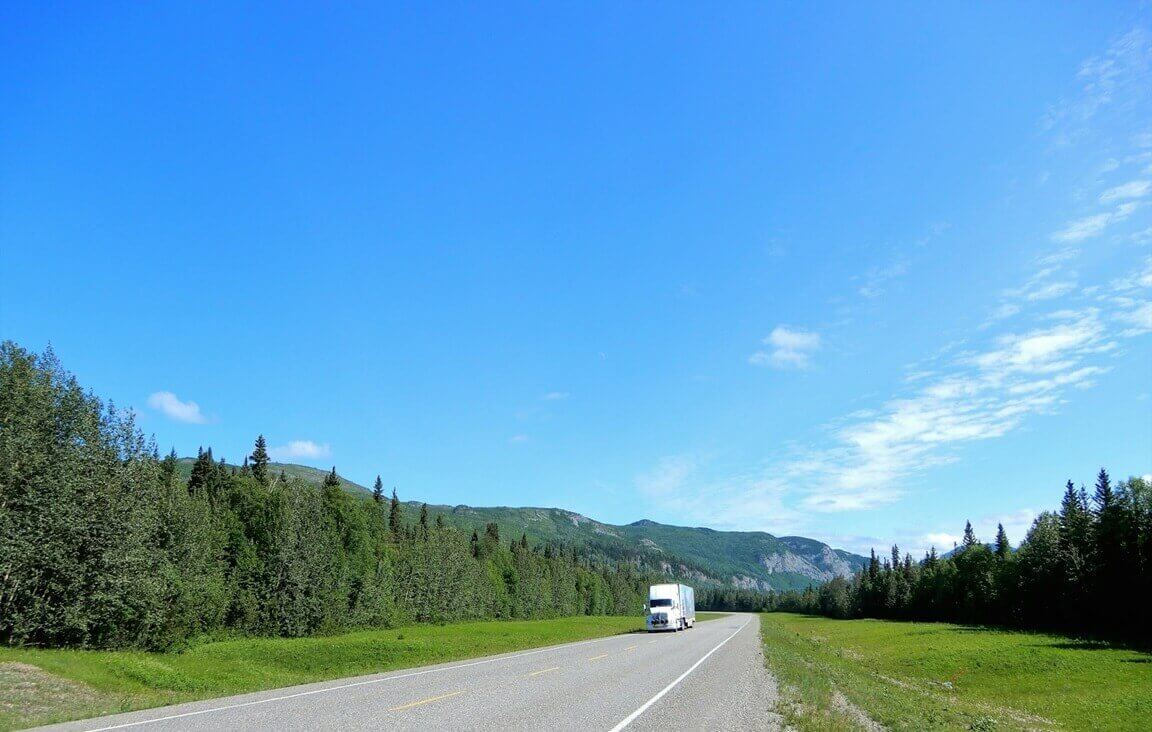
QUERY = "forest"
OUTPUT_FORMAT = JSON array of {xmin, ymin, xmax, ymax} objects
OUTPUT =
[
  {"xmin": 0, "ymin": 342, "xmax": 654, "ymax": 650},
  {"xmin": 702, "ymin": 470, "xmax": 1151, "ymax": 644}
]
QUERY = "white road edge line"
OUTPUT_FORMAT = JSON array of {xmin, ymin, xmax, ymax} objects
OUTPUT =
[
  {"xmin": 76, "ymin": 632, "xmax": 641, "ymax": 731},
  {"xmin": 607, "ymin": 619, "xmax": 751, "ymax": 732}
]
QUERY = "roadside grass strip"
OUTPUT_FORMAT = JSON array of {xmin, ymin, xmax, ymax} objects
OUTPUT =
[{"xmin": 759, "ymin": 613, "xmax": 1152, "ymax": 732}]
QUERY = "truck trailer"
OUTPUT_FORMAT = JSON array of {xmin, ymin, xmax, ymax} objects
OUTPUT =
[{"xmin": 646, "ymin": 583, "xmax": 695, "ymax": 632}]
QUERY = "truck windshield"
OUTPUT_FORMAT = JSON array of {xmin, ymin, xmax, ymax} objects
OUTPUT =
[{"xmin": 650, "ymin": 599, "xmax": 672, "ymax": 607}]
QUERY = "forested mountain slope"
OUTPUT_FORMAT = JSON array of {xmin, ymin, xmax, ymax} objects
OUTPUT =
[
  {"xmin": 426, "ymin": 507, "xmax": 868, "ymax": 591},
  {"xmin": 193, "ymin": 460, "xmax": 867, "ymax": 591}
]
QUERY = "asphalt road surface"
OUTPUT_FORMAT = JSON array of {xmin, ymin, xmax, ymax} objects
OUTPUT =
[{"xmin": 42, "ymin": 613, "xmax": 781, "ymax": 732}]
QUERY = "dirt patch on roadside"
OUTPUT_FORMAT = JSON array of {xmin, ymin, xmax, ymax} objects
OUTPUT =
[
  {"xmin": 0, "ymin": 661, "xmax": 100, "ymax": 725},
  {"xmin": 831, "ymin": 689, "xmax": 885, "ymax": 732}
]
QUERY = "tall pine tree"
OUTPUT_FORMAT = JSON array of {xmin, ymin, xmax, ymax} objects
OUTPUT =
[
  {"xmin": 250, "ymin": 435, "xmax": 270, "ymax": 486},
  {"xmin": 389, "ymin": 489, "xmax": 402, "ymax": 534},
  {"xmin": 322, "ymin": 466, "xmax": 341, "ymax": 496},
  {"xmin": 995, "ymin": 524, "xmax": 1010, "ymax": 559},
  {"xmin": 962, "ymin": 520, "xmax": 978, "ymax": 549}
]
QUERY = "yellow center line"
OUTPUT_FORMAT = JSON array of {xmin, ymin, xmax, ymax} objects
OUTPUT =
[
  {"xmin": 589, "ymin": 653, "xmax": 610, "ymax": 661},
  {"xmin": 647, "ymin": 639, "xmax": 658, "ymax": 644},
  {"xmin": 528, "ymin": 666, "xmax": 561, "ymax": 677},
  {"xmin": 624, "ymin": 645, "xmax": 638, "ymax": 651},
  {"xmin": 388, "ymin": 690, "xmax": 465, "ymax": 712}
]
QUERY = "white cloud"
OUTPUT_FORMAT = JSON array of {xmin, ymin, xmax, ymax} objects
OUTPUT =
[
  {"xmin": 636, "ymin": 455, "xmax": 696, "ymax": 499},
  {"xmin": 268, "ymin": 440, "xmax": 331, "ymax": 460},
  {"xmin": 1111, "ymin": 256, "xmax": 1152, "ymax": 292},
  {"xmin": 146, "ymin": 391, "xmax": 207, "ymax": 424},
  {"xmin": 1051, "ymin": 201, "xmax": 1141, "ymax": 242},
  {"xmin": 509, "ymin": 434, "xmax": 530, "ymax": 444},
  {"xmin": 924, "ymin": 533, "xmax": 960, "ymax": 550},
  {"xmin": 791, "ymin": 308, "xmax": 1125, "ymax": 514},
  {"xmin": 1039, "ymin": 247, "xmax": 1080, "ymax": 266},
  {"xmin": 541, "ymin": 391, "xmax": 570, "ymax": 401},
  {"xmin": 972, "ymin": 313, "xmax": 1109, "ymax": 373},
  {"xmin": 634, "ymin": 454, "xmax": 804, "ymax": 534},
  {"xmin": 1116, "ymin": 300, "xmax": 1152, "ymax": 335},
  {"xmin": 749, "ymin": 326, "xmax": 821, "ymax": 369},
  {"xmin": 1003, "ymin": 265, "xmax": 1079, "ymax": 302},
  {"xmin": 983, "ymin": 303, "xmax": 1021, "ymax": 328},
  {"xmin": 1026, "ymin": 280, "xmax": 1077, "ymax": 301},
  {"xmin": 858, "ymin": 259, "xmax": 909, "ymax": 298},
  {"xmin": 1042, "ymin": 29, "xmax": 1151, "ymax": 146},
  {"xmin": 1099, "ymin": 179, "xmax": 1151, "ymax": 202}
]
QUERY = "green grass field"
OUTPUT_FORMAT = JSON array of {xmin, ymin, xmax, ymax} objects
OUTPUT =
[
  {"xmin": 760, "ymin": 613, "xmax": 1152, "ymax": 731},
  {"xmin": 0, "ymin": 616, "xmax": 645, "ymax": 730},
  {"xmin": 0, "ymin": 612, "xmax": 729, "ymax": 730},
  {"xmin": 696, "ymin": 612, "xmax": 729, "ymax": 621}
]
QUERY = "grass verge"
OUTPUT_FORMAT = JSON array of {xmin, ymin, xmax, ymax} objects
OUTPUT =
[
  {"xmin": 696, "ymin": 612, "xmax": 731, "ymax": 621},
  {"xmin": 760, "ymin": 613, "xmax": 1152, "ymax": 731},
  {"xmin": 0, "ymin": 615, "xmax": 642, "ymax": 730}
]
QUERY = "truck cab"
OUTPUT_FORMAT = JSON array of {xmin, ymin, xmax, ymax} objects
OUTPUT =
[{"xmin": 646, "ymin": 583, "xmax": 695, "ymax": 632}]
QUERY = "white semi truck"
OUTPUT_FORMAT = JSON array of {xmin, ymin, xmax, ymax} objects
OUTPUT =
[{"xmin": 646, "ymin": 583, "xmax": 695, "ymax": 632}]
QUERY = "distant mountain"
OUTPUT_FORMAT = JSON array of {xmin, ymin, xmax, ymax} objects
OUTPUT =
[
  {"xmin": 403, "ymin": 505, "xmax": 868, "ymax": 592},
  {"xmin": 175, "ymin": 458, "xmax": 868, "ymax": 591}
]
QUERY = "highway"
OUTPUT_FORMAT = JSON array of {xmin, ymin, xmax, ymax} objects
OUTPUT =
[{"xmin": 43, "ymin": 614, "xmax": 781, "ymax": 731}]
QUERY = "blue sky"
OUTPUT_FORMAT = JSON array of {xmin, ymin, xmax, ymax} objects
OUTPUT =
[{"xmin": 2, "ymin": 3, "xmax": 1150, "ymax": 555}]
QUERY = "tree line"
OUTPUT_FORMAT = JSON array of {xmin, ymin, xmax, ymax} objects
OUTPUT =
[
  {"xmin": 724, "ymin": 469, "xmax": 1150, "ymax": 643},
  {"xmin": 0, "ymin": 342, "xmax": 653, "ymax": 650}
]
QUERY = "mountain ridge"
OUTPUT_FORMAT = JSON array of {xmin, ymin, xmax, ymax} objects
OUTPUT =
[{"xmin": 175, "ymin": 457, "xmax": 867, "ymax": 591}]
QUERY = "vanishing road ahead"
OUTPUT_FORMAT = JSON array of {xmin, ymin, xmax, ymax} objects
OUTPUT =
[{"xmin": 44, "ymin": 614, "xmax": 781, "ymax": 732}]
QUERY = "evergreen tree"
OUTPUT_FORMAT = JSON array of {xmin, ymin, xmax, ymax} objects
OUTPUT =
[
  {"xmin": 250, "ymin": 435, "xmax": 270, "ymax": 486},
  {"xmin": 187, "ymin": 447, "xmax": 213, "ymax": 496},
  {"xmin": 159, "ymin": 449, "xmax": 179, "ymax": 487},
  {"xmin": 962, "ymin": 520, "xmax": 978, "ymax": 549},
  {"xmin": 322, "ymin": 467, "xmax": 342, "ymax": 500},
  {"xmin": 388, "ymin": 489, "xmax": 402, "ymax": 534},
  {"xmin": 372, "ymin": 475, "xmax": 384, "ymax": 504},
  {"xmin": 1059, "ymin": 480, "xmax": 1092, "ymax": 554},
  {"xmin": 1091, "ymin": 468, "xmax": 1124, "ymax": 628},
  {"xmin": 1093, "ymin": 468, "xmax": 1113, "ymax": 515},
  {"xmin": 995, "ymin": 524, "xmax": 1010, "ymax": 559}
]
